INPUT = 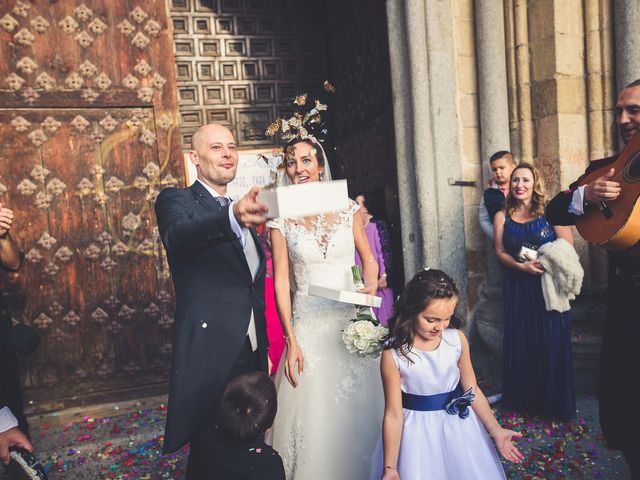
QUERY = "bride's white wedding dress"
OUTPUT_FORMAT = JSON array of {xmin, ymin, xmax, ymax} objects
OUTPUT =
[{"xmin": 266, "ymin": 200, "xmax": 384, "ymax": 480}]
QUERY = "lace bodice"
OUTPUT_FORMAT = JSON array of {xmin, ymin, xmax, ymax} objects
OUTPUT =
[{"xmin": 267, "ymin": 199, "xmax": 359, "ymax": 295}]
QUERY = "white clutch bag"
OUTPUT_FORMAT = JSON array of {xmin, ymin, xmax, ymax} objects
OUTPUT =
[{"xmin": 517, "ymin": 246, "xmax": 538, "ymax": 263}]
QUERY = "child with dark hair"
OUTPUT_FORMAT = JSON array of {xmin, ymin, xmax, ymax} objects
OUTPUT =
[
  {"xmin": 479, "ymin": 151, "xmax": 517, "ymax": 240},
  {"xmin": 370, "ymin": 269, "xmax": 523, "ymax": 480},
  {"xmin": 211, "ymin": 372, "xmax": 285, "ymax": 480}
]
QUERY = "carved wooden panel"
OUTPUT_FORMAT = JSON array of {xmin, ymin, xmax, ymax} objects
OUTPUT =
[
  {"xmin": 169, "ymin": 0, "xmax": 326, "ymax": 148},
  {"xmin": 0, "ymin": 0, "xmax": 182, "ymax": 408}
]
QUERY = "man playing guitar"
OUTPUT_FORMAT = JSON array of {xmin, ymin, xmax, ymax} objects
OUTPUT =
[{"xmin": 546, "ymin": 79, "xmax": 640, "ymax": 478}]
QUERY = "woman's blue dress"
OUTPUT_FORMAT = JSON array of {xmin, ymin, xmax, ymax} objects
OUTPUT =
[{"xmin": 501, "ymin": 215, "xmax": 575, "ymax": 420}]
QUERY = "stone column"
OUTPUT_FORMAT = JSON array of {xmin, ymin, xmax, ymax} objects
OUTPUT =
[
  {"xmin": 385, "ymin": 0, "xmax": 423, "ymax": 279},
  {"xmin": 615, "ymin": 0, "xmax": 640, "ymax": 92},
  {"xmin": 403, "ymin": 0, "xmax": 441, "ymax": 270},
  {"xmin": 421, "ymin": 0, "xmax": 469, "ymax": 304},
  {"xmin": 585, "ymin": 0, "xmax": 615, "ymax": 289},
  {"xmin": 472, "ymin": 0, "xmax": 510, "ymax": 356},
  {"xmin": 385, "ymin": 0, "xmax": 469, "ymax": 310},
  {"xmin": 475, "ymin": 0, "xmax": 510, "ymax": 284}
]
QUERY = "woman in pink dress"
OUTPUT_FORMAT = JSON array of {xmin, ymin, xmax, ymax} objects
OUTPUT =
[
  {"xmin": 354, "ymin": 194, "xmax": 394, "ymax": 325},
  {"xmin": 256, "ymin": 224, "xmax": 284, "ymax": 374}
]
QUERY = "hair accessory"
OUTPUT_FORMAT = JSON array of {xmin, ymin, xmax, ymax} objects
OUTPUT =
[{"xmin": 265, "ymin": 81, "xmax": 335, "ymax": 143}]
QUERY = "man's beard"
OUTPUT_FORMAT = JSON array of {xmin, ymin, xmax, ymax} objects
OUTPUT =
[{"xmin": 215, "ymin": 175, "xmax": 234, "ymax": 185}]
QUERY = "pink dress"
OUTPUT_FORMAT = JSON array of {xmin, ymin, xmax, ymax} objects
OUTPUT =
[
  {"xmin": 257, "ymin": 227, "xmax": 284, "ymax": 374},
  {"xmin": 355, "ymin": 220, "xmax": 394, "ymax": 325}
]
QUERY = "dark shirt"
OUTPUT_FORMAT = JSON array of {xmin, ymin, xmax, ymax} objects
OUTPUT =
[
  {"xmin": 210, "ymin": 437, "xmax": 285, "ymax": 480},
  {"xmin": 483, "ymin": 188, "xmax": 506, "ymax": 222}
]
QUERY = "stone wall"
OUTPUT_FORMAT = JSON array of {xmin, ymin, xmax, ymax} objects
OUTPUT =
[
  {"xmin": 446, "ymin": 0, "xmax": 618, "ymax": 309},
  {"xmin": 386, "ymin": 1, "xmax": 628, "ymax": 376}
]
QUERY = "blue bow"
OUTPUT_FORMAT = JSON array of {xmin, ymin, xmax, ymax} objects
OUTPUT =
[{"xmin": 444, "ymin": 387, "xmax": 475, "ymax": 419}]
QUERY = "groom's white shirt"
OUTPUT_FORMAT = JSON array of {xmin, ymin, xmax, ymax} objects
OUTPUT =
[{"xmin": 196, "ymin": 179, "xmax": 258, "ymax": 351}]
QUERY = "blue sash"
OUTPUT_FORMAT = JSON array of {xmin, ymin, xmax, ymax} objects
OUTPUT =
[{"xmin": 402, "ymin": 384, "xmax": 475, "ymax": 419}]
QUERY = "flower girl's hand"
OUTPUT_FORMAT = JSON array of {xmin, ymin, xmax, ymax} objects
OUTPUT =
[
  {"xmin": 382, "ymin": 468, "xmax": 400, "ymax": 480},
  {"xmin": 284, "ymin": 336, "xmax": 304, "ymax": 388},
  {"xmin": 492, "ymin": 427, "xmax": 524, "ymax": 463}
]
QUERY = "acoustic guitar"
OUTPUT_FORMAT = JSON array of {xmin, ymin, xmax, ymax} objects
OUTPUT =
[
  {"xmin": 6, "ymin": 447, "xmax": 48, "ymax": 480},
  {"xmin": 575, "ymin": 130, "xmax": 640, "ymax": 251}
]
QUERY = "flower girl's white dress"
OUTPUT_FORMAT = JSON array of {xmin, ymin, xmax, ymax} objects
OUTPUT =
[
  {"xmin": 266, "ymin": 201, "xmax": 384, "ymax": 480},
  {"xmin": 370, "ymin": 328, "xmax": 506, "ymax": 479}
]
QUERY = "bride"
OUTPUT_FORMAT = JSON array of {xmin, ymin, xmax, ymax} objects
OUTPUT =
[{"xmin": 267, "ymin": 136, "xmax": 384, "ymax": 479}]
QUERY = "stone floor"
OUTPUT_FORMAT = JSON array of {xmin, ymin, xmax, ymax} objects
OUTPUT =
[{"xmin": 1, "ymin": 346, "xmax": 631, "ymax": 480}]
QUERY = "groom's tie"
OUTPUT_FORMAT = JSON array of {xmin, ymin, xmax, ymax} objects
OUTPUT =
[
  {"xmin": 212, "ymin": 192, "xmax": 258, "ymax": 351},
  {"xmin": 216, "ymin": 196, "xmax": 231, "ymax": 208},
  {"xmin": 244, "ymin": 232, "xmax": 259, "ymax": 351}
]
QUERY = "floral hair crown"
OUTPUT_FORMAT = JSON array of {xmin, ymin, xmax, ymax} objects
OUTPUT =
[{"xmin": 265, "ymin": 81, "xmax": 335, "ymax": 143}]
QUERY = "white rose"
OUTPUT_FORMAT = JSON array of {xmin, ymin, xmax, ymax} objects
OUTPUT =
[
  {"xmin": 354, "ymin": 321, "xmax": 376, "ymax": 337},
  {"xmin": 354, "ymin": 338, "xmax": 370, "ymax": 352},
  {"xmin": 343, "ymin": 321, "xmax": 388, "ymax": 357}
]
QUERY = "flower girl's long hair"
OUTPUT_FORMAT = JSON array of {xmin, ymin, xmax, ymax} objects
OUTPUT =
[{"xmin": 384, "ymin": 269, "xmax": 464, "ymax": 363}]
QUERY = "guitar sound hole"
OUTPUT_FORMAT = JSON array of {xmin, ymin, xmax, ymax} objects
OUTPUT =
[{"xmin": 627, "ymin": 152, "xmax": 640, "ymax": 181}]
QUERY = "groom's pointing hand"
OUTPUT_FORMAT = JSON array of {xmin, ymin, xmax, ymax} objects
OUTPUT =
[{"xmin": 233, "ymin": 186, "xmax": 268, "ymax": 228}]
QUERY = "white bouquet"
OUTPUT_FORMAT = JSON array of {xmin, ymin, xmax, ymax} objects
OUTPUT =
[{"xmin": 342, "ymin": 266, "xmax": 389, "ymax": 358}]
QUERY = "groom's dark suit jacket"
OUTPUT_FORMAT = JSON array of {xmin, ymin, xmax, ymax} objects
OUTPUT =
[{"xmin": 155, "ymin": 181, "xmax": 268, "ymax": 454}]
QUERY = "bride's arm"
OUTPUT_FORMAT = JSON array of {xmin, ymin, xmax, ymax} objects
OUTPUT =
[
  {"xmin": 270, "ymin": 227, "xmax": 304, "ymax": 387},
  {"xmin": 353, "ymin": 210, "xmax": 379, "ymax": 296}
]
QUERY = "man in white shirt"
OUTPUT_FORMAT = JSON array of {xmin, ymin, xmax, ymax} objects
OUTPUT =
[
  {"xmin": 546, "ymin": 79, "xmax": 640, "ymax": 478},
  {"xmin": 155, "ymin": 124, "xmax": 268, "ymax": 479}
]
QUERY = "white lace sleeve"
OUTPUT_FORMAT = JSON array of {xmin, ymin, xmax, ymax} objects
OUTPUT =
[
  {"xmin": 267, "ymin": 217, "xmax": 285, "ymax": 233},
  {"xmin": 347, "ymin": 198, "xmax": 360, "ymax": 216}
]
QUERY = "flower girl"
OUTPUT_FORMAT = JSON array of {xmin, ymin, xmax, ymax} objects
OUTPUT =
[{"xmin": 370, "ymin": 269, "xmax": 523, "ymax": 480}]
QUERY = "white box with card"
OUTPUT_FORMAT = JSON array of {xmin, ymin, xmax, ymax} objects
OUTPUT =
[
  {"xmin": 308, "ymin": 284, "xmax": 382, "ymax": 308},
  {"xmin": 257, "ymin": 179, "xmax": 348, "ymax": 219}
]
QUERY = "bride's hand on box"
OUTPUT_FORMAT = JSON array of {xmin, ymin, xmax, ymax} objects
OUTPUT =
[
  {"xmin": 284, "ymin": 336, "xmax": 304, "ymax": 388},
  {"xmin": 358, "ymin": 284, "xmax": 377, "ymax": 296}
]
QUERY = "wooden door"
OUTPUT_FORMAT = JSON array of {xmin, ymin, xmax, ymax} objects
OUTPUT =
[
  {"xmin": 168, "ymin": 0, "xmax": 327, "ymax": 148},
  {"xmin": 0, "ymin": 1, "xmax": 182, "ymax": 411}
]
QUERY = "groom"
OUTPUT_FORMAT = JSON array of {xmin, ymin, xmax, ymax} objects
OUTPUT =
[{"xmin": 155, "ymin": 124, "xmax": 269, "ymax": 479}]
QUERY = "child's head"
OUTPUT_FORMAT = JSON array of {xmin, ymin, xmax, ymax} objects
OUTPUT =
[
  {"xmin": 489, "ymin": 151, "xmax": 516, "ymax": 187},
  {"xmin": 218, "ymin": 371, "xmax": 277, "ymax": 443},
  {"xmin": 386, "ymin": 269, "xmax": 464, "ymax": 360}
]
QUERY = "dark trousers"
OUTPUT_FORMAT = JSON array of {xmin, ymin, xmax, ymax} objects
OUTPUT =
[
  {"xmin": 185, "ymin": 337, "xmax": 260, "ymax": 480},
  {"xmin": 622, "ymin": 446, "xmax": 640, "ymax": 480},
  {"xmin": 0, "ymin": 316, "xmax": 29, "ymax": 437}
]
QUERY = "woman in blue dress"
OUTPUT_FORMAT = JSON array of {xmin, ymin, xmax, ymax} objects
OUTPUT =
[{"xmin": 493, "ymin": 163, "xmax": 576, "ymax": 421}]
